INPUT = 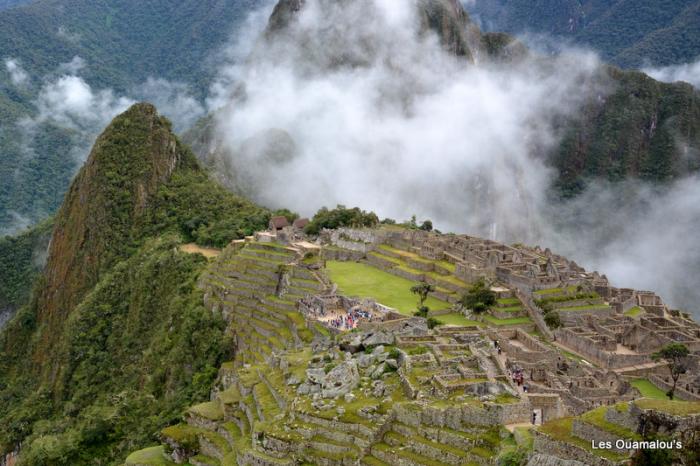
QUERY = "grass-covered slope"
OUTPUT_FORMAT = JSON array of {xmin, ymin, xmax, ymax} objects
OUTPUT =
[
  {"xmin": 326, "ymin": 260, "xmax": 449, "ymax": 314},
  {"xmin": 0, "ymin": 103, "xmax": 271, "ymax": 465}
]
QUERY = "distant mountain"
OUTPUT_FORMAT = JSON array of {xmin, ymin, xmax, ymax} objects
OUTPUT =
[
  {"xmin": 464, "ymin": 0, "xmax": 700, "ymax": 68},
  {"xmin": 0, "ymin": 0, "xmax": 261, "ymax": 234},
  {"xmin": 0, "ymin": 0, "xmax": 30, "ymax": 10},
  {"xmin": 191, "ymin": 0, "xmax": 700, "ymax": 199}
]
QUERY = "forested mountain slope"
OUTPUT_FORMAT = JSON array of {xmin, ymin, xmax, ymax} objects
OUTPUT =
[
  {"xmin": 0, "ymin": 0, "xmax": 262, "ymax": 234},
  {"xmin": 0, "ymin": 0, "xmax": 29, "ymax": 10},
  {"xmin": 465, "ymin": 0, "xmax": 700, "ymax": 68},
  {"xmin": 0, "ymin": 104, "xmax": 273, "ymax": 465}
]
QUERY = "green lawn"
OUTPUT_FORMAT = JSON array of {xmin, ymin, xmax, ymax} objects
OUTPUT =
[
  {"xmin": 634, "ymin": 398, "xmax": 700, "ymax": 415},
  {"xmin": 624, "ymin": 306, "xmax": 644, "ymax": 317},
  {"xmin": 326, "ymin": 261, "xmax": 449, "ymax": 314},
  {"xmin": 482, "ymin": 315, "xmax": 532, "ymax": 326},
  {"xmin": 580, "ymin": 406, "xmax": 641, "ymax": 440},
  {"xmin": 497, "ymin": 306, "xmax": 523, "ymax": 312},
  {"xmin": 631, "ymin": 379, "xmax": 667, "ymax": 400},
  {"xmin": 533, "ymin": 286, "xmax": 578, "ymax": 297},
  {"xmin": 558, "ymin": 304, "xmax": 611, "ymax": 312},
  {"xmin": 436, "ymin": 312, "xmax": 483, "ymax": 327},
  {"xmin": 497, "ymin": 297, "xmax": 520, "ymax": 306}
]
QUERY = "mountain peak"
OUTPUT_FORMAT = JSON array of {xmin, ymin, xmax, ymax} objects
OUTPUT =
[
  {"xmin": 37, "ymin": 103, "xmax": 195, "ymax": 324},
  {"xmin": 266, "ymin": 0, "xmax": 484, "ymax": 61}
]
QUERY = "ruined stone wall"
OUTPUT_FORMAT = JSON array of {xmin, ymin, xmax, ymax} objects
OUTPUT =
[
  {"xmin": 517, "ymin": 291, "xmax": 554, "ymax": 340},
  {"xmin": 527, "ymin": 393, "xmax": 565, "ymax": 422},
  {"xmin": 497, "ymin": 336, "xmax": 556, "ymax": 364},
  {"xmin": 321, "ymin": 247, "xmax": 364, "ymax": 261},
  {"xmin": 556, "ymin": 329, "xmax": 650, "ymax": 369},
  {"xmin": 531, "ymin": 431, "xmax": 615, "ymax": 466},
  {"xmin": 392, "ymin": 399, "xmax": 531, "ymax": 428},
  {"xmin": 604, "ymin": 407, "xmax": 639, "ymax": 432},
  {"xmin": 629, "ymin": 403, "xmax": 700, "ymax": 432}
]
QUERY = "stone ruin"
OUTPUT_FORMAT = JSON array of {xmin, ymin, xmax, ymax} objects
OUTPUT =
[{"xmin": 124, "ymin": 225, "xmax": 700, "ymax": 466}]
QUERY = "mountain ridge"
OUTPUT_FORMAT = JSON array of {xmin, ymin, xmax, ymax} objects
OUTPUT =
[
  {"xmin": 0, "ymin": 103, "xmax": 272, "ymax": 464},
  {"xmin": 465, "ymin": 0, "xmax": 700, "ymax": 68}
]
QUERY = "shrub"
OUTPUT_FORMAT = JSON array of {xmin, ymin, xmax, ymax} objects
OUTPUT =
[
  {"xmin": 544, "ymin": 311, "xmax": 562, "ymax": 329},
  {"xmin": 304, "ymin": 205, "xmax": 379, "ymax": 235},
  {"xmin": 427, "ymin": 317, "xmax": 443, "ymax": 329},
  {"xmin": 413, "ymin": 306, "xmax": 429, "ymax": 318},
  {"xmin": 460, "ymin": 279, "xmax": 496, "ymax": 313}
]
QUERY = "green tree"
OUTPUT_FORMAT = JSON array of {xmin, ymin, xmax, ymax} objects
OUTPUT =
[
  {"xmin": 304, "ymin": 205, "xmax": 379, "ymax": 235},
  {"xmin": 460, "ymin": 279, "xmax": 496, "ymax": 314},
  {"xmin": 411, "ymin": 281, "xmax": 435, "ymax": 309},
  {"xmin": 427, "ymin": 317, "xmax": 443, "ymax": 329},
  {"xmin": 419, "ymin": 220, "xmax": 433, "ymax": 231},
  {"xmin": 544, "ymin": 311, "xmax": 562, "ymax": 329},
  {"xmin": 413, "ymin": 306, "xmax": 429, "ymax": 318},
  {"xmin": 652, "ymin": 343, "xmax": 690, "ymax": 400}
]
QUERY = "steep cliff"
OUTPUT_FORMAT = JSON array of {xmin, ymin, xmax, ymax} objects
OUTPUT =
[{"xmin": 36, "ymin": 103, "xmax": 193, "ymax": 326}]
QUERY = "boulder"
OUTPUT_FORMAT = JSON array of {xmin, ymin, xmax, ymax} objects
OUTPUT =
[
  {"xmin": 306, "ymin": 367, "xmax": 326, "ymax": 384},
  {"xmin": 286, "ymin": 375, "xmax": 301, "ymax": 386},
  {"xmin": 371, "ymin": 363, "xmax": 387, "ymax": 380},
  {"xmin": 321, "ymin": 360, "xmax": 360, "ymax": 398},
  {"xmin": 362, "ymin": 331, "xmax": 393, "ymax": 347},
  {"xmin": 357, "ymin": 353, "xmax": 374, "ymax": 368}
]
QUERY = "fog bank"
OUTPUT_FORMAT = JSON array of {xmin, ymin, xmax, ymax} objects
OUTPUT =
[{"xmin": 207, "ymin": 0, "xmax": 700, "ymax": 317}]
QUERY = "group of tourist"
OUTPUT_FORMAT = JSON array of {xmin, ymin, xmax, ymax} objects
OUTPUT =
[
  {"xmin": 508, "ymin": 367, "xmax": 528, "ymax": 392},
  {"xmin": 494, "ymin": 340, "xmax": 530, "ymax": 392},
  {"xmin": 327, "ymin": 308, "xmax": 373, "ymax": 330}
]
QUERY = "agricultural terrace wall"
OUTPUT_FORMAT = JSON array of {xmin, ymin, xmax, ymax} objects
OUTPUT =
[
  {"xmin": 393, "ymin": 400, "xmax": 532, "ymax": 428},
  {"xmin": 531, "ymin": 431, "xmax": 615, "ymax": 466}
]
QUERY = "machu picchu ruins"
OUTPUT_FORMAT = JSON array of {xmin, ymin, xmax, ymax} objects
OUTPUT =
[{"xmin": 125, "ymin": 224, "xmax": 700, "ymax": 466}]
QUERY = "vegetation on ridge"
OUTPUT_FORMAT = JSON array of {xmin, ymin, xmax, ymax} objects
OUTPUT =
[
  {"xmin": 0, "ymin": 104, "xmax": 270, "ymax": 465},
  {"xmin": 0, "ymin": 219, "xmax": 52, "ymax": 319}
]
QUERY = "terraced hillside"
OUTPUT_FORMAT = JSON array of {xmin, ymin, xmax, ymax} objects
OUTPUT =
[
  {"xmin": 125, "ymin": 239, "xmax": 533, "ymax": 465},
  {"xmin": 124, "ymin": 227, "xmax": 700, "ymax": 465}
]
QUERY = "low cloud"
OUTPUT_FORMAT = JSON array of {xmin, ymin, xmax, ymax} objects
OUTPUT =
[
  {"xmin": 542, "ymin": 179, "xmax": 700, "ymax": 316},
  {"xmin": 33, "ymin": 74, "xmax": 134, "ymax": 133},
  {"xmin": 211, "ymin": 0, "xmax": 600, "ymax": 238},
  {"xmin": 0, "ymin": 211, "xmax": 31, "ymax": 237},
  {"xmin": 4, "ymin": 58, "xmax": 28, "ymax": 86},
  {"xmin": 206, "ymin": 0, "xmax": 699, "ymax": 318},
  {"xmin": 644, "ymin": 58, "xmax": 700, "ymax": 89},
  {"xmin": 136, "ymin": 78, "xmax": 205, "ymax": 132}
]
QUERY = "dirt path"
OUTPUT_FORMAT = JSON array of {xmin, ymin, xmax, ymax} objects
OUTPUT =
[{"xmin": 179, "ymin": 243, "xmax": 221, "ymax": 258}]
